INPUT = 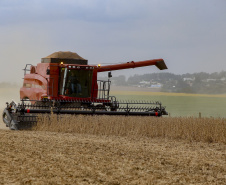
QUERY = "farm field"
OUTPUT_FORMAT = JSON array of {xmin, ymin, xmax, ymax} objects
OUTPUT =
[
  {"xmin": 35, "ymin": 115, "xmax": 226, "ymax": 144},
  {"xmin": 110, "ymin": 89, "xmax": 226, "ymax": 118},
  {"xmin": 0, "ymin": 87, "xmax": 226, "ymax": 184},
  {"xmin": 0, "ymin": 129, "xmax": 225, "ymax": 184}
]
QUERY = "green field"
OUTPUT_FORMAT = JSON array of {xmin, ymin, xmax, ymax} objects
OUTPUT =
[
  {"xmin": 0, "ymin": 87, "xmax": 226, "ymax": 118},
  {"xmin": 111, "ymin": 91, "xmax": 226, "ymax": 118}
]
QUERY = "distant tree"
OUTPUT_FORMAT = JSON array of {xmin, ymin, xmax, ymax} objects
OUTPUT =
[
  {"xmin": 209, "ymin": 72, "xmax": 219, "ymax": 79},
  {"xmin": 176, "ymin": 79, "xmax": 193, "ymax": 93},
  {"xmin": 101, "ymin": 71, "xmax": 226, "ymax": 94},
  {"xmin": 127, "ymin": 74, "xmax": 142, "ymax": 85},
  {"xmin": 218, "ymin": 71, "xmax": 226, "ymax": 79},
  {"xmin": 111, "ymin": 75, "xmax": 127, "ymax": 86}
]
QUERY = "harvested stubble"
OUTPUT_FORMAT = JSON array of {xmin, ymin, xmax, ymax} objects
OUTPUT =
[
  {"xmin": 1, "ymin": 130, "xmax": 225, "ymax": 184},
  {"xmin": 34, "ymin": 115, "xmax": 226, "ymax": 143}
]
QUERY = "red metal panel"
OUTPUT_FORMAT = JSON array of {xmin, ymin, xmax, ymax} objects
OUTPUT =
[{"xmin": 96, "ymin": 59, "xmax": 166, "ymax": 72}]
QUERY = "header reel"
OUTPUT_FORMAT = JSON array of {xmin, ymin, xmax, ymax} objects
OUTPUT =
[{"xmin": 3, "ymin": 99, "xmax": 167, "ymax": 130}]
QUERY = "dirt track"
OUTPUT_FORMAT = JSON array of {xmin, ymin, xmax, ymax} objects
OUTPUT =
[{"xmin": 0, "ymin": 129, "xmax": 225, "ymax": 184}]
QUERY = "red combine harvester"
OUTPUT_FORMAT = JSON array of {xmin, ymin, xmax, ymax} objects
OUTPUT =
[{"xmin": 3, "ymin": 51, "xmax": 168, "ymax": 130}]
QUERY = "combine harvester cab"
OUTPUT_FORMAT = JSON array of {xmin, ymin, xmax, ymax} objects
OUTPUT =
[{"xmin": 2, "ymin": 51, "xmax": 168, "ymax": 130}]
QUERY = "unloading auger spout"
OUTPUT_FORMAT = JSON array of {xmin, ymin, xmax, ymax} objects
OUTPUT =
[{"xmin": 97, "ymin": 59, "xmax": 167, "ymax": 72}]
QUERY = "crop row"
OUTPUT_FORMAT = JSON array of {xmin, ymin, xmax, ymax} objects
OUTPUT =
[{"xmin": 34, "ymin": 115, "xmax": 226, "ymax": 144}]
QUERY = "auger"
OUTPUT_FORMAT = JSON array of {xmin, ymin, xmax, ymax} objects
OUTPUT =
[{"xmin": 2, "ymin": 51, "xmax": 168, "ymax": 130}]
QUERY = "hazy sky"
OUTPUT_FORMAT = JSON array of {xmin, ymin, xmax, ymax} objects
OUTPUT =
[{"xmin": 0, "ymin": 0, "xmax": 226, "ymax": 83}]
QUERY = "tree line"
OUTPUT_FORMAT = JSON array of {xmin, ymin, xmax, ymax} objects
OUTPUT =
[{"xmin": 107, "ymin": 71, "xmax": 226, "ymax": 94}]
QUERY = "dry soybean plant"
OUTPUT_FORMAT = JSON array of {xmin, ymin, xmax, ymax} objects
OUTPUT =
[{"xmin": 34, "ymin": 114, "xmax": 226, "ymax": 143}]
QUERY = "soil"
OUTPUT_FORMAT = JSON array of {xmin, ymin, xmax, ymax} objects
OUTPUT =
[{"xmin": 0, "ymin": 130, "xmax": 225, "ymax": 184}]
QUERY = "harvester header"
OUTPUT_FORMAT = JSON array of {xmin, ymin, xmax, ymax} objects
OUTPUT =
[{"xmin": 2, "ymin": 51, "xmax": 168, "ymax": 130}]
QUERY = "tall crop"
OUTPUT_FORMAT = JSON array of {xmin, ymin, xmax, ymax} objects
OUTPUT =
[{"xmin": 34, "ymin": 115, "xmax": 226, "ymax": 143}]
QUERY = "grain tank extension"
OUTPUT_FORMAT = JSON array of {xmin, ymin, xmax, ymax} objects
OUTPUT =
[{"xmin": 2, "ymin": 51, "xmax": 168, "ymax": 130}]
